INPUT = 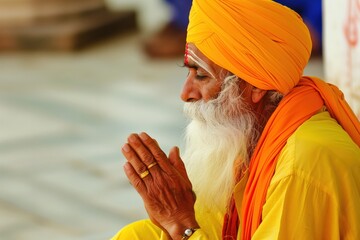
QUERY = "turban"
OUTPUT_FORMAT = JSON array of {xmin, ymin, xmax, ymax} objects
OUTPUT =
[
  {"xmin": 187, "ymin": 1, "xmax": 360, "ymax": 240},
  {"xmin": 186, "ymin": 0, "xmax": 312, "ymax": 95}
]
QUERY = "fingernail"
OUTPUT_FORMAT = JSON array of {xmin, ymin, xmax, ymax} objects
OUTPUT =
[
  {"xmin": 128, "ymin": 134, "xmax": 137, "ymax": 143},
  {"xmin": 122, "ymin": 144, "xmax": 130, "ymax": 152},
  {"xmin": 139, "ymin": 132, "xmax": 149, "ymax": 140},
  {"xmin": 175, "ymin": 146, "xmax": 179, "ymax": 154},
  {"xmin": 123, "ymin": 162, "xmax": 130, "ymax": 170}
]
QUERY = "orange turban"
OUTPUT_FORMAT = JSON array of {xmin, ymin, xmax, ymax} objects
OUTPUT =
[
  {"xmin": 186, "ymin": 0, "xmax": 312, "ymax": 95},
  {"xmin": 187, "ymin": 0, "xmax": 360, "ymax": 240}
]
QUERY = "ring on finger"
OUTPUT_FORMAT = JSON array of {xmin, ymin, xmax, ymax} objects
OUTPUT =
[
  {"xmin": 139, "ymin": 170, "xmax": 150, "ymax": 179},
  {"xmin": 147, "ymin": 162, "xmax": 158, "ymax": 169}
]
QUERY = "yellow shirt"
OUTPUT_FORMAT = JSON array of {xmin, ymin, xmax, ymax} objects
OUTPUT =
[
  {"xmin": 112, "ymin": 111, "xmax": 360, "ymax": 239},
  {"xmin": 250, "ymin": 111, "xmax": 360, "ymax": 240}
]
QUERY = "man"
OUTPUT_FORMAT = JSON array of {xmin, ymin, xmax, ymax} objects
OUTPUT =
[{"xmin": 113, "ymin": 0, "xmax": 360, "ymax": 239}]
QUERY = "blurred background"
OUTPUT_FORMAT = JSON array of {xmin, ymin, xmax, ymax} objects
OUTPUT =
[{"xmin": 0, "ymin": 0, "xmax": 325, "ymax": 239}]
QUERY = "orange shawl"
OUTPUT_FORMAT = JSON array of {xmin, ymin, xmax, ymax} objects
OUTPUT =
[
  {"xmin": 186, "ymin": 0, "xmax": 360, "ymax": 239},
  {"xmin": 242, "ymin": 77, "xmax": 360, "ymax": 239}
]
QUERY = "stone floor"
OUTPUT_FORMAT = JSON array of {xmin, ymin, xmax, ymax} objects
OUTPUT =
[{"xmin": 0, "ymin": 31, "xmax": 324, "ymax": 240}]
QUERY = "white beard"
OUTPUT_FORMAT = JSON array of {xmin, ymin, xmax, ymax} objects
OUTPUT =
[{"xmin": 182, "ymin": 76, "xmax": 258, "ymax": 213}]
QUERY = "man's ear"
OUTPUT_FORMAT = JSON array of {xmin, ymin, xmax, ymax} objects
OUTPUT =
[{"xmin": 252, "ymin": 87, "xmax": 267, "ymax": 103}]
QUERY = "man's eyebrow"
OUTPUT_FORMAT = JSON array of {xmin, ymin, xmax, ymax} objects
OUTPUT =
[{"xmin": 183, "ymin": 61, "xmax": 199, "ymax": 69}]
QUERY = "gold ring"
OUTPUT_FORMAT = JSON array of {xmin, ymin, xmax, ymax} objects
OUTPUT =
[
  {"xmin": 147, "ymin": 162, "xmax": 158, "ymax": 169},
  {"xmin": 139, "ymin": 170, "xmax": 150, "ymax": 179}
]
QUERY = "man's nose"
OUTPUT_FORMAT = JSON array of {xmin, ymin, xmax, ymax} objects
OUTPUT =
[{"xmin": 180, "ymin": 77, "xmax": 201, "ymax": 102}]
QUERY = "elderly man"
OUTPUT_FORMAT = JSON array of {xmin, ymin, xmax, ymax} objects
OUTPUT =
[{"xmin": 112, "ymin": 0, "xmax": 360, "ymax": 239}]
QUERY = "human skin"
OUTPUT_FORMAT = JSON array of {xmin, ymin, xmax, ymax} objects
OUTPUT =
[
  {"xmin": 122, "ymin": 133, "xmax": 196, "ymax": 239},
  {"xmin": 121, "ymin": 43, "xmax": 267, "ymax": 240}
]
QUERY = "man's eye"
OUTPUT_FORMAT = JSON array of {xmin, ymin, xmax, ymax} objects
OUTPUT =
[
  {"xmin": 195, "ymin": 74, "xmax": 207, "ymax": 80},
  {"xmin": 196, "ymin": 70, "xmax": 208, "ymax": 80}
]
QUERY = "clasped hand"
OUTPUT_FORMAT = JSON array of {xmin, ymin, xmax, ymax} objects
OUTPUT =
[{"xmin": 122, "ymin": 132, "xmax": 199, "ymax": 239}]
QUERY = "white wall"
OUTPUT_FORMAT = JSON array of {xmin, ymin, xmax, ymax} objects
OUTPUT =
[{"xmin": 324, "ymin": 0, "xmax": 360, "ymax": 118}]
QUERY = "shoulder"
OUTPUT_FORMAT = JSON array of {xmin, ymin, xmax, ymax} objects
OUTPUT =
[
  {"xmin": 272, "ymin": 110, "xmax": 360, "ymax": 183},
  {"xmin": 260, "ymin": 110, "xmax": 360, "ymax": 240}
]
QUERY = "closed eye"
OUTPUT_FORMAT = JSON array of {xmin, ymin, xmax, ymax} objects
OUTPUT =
[{"xmin": 181, "ymin": 63, "xmax": 210, "ymax": 80}]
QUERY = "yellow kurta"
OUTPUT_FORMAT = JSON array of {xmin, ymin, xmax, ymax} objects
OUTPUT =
[{"xmin": 112, "ymin": 111, "xmax": 360, "ymax": 240}]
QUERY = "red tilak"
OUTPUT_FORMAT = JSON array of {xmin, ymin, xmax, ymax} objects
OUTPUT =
[{"xmin": 184, "ymin": 43, "xmax": 189, "ymax": 65}]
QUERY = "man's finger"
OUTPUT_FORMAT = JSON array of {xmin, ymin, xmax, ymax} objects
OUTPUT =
[
  {"xmin": 138, "ymin": 132, "xmax": 173, "ymax": 173},
  {"xmin": 122, "ymin": 143, "xmax": 152, "ymax": 181},
  {"xmin": 168, "ymin": 146, "xmax": 188, "ymax": 180},
  {"xmin": 123, "ymin": 162, "xmax": 147, "ymax": 194},
  {"xmin": 127, "ymin": 134, "xmax": 159, "ymax": 168}
]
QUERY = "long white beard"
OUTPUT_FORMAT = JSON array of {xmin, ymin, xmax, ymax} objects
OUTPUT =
[{"xmin": 182, "ymin": 76, "xmax": 258, "ymax": 213}]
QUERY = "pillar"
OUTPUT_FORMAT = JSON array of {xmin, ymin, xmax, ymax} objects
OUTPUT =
[{"xmin": 324, "ymin": 0, "xmax": 360, "ymax": 118}]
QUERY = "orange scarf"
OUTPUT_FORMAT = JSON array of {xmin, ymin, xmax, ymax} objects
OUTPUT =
[
  {"xmin": 222, "ymin": 76, "xmax": 360, "ymax": 239},
  {"xmin": 241, "ymin": 76, "xmax": 360, "ymax": 239}
]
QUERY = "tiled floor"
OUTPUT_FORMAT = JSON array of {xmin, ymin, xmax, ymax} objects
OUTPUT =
[{"xmin": 0, "ymin": 30, "xmax": 324, "ymax": 239}]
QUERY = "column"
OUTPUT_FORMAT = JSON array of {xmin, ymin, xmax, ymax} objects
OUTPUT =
[{"xmin": 324, "ymin": 0, "xmax": 360, "ymax": 118}]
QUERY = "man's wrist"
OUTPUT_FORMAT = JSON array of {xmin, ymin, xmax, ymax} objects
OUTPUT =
[
  {"xmin": 181, "ymin": 227, "xmax": 200, "ymax": 239},
  {"xmin": 167, "ymin": 221, "xmax": 200, "ymax": 240}
]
